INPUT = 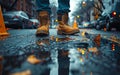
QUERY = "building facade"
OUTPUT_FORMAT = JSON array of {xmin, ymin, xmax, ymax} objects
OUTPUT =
[{"xmin": 1, "ymin": 0, "xmax": 37, "ymax": 18}]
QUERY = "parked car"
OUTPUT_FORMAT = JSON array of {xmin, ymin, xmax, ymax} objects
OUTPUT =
[
  {"xmin": 89, "ymin": 20, "xmax": 97, "ymax": 28},
  {"xmin": 29, "ymin": 19, "xmax": 40, "ymax": 29},
  {"xmin": 105, "ymin": 1, "xmax": 120, "ymax": 31},
  {"xmin": 81, "ymin": 21, "xmax": 94, "ymax": 28},
  {"xmin": 3, "ymin": 11, "xmax": 30, "ymax": 29},
  {"xmin": 95, "ymin": 1, "xmax": 120, "ymax": 31},
  {"xmin": 82, "ymin": 21, "xmax": 90, "ymax": 27},
  {"xmin": 95, "ymin": 15, "xmax": 107, "ymax": 30}
]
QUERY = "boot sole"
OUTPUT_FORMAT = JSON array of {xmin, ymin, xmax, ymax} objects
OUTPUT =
[
  {"xmin": 36, "ymin": 33, "xmax": 49, "ymax": 36},
  {"xmin": 57, "ymin": 30, "xmax": 80, "ymax": 35},
  {"xmin": 36, "ymin": 31, "xmax": 49, "ymax": 36}
]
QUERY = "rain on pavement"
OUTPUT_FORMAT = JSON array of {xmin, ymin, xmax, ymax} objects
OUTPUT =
[{"xmin": 0, "ymin": 29, "xmax": 120, "ymax": 75}]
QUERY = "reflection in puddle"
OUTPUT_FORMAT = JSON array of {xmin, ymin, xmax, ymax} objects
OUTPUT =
[
  {"xmin": 74, "ymin": 42, "xmax": 89, "ymax": 48},
  {"xmin": 93, "ymin": 34, "xmax": 101, "ymax": 47},
  {"xmin": 10, "ymin": 69, "xmax": 31, "ymax": 75},
  {"xmin": 36, "ymin": 37, "xmax": 73, "ymax": 46},
  {"xmin": 56, "ymin": 37, "xmax": 73, "ymax": 42},
  {"xmin": 3, "ymin": 50, "xmax": 51, "ymax": 75},
  {"xmin": 88, "ymin": 47, "xmax": 98, "ymax": 53},
  {"xmin": 58, "ymin": 50, "xmax": 70, "ymax": 75},
  {"xmin": 111, "ymin": 43, "xmax": 115, "ymax": 51},
  {"xmin": 50, "ymin": 36, "xmax": 55, "ymax": 41},
  {"xmin": 36, "ymin": 39, "xmax": 50, "ymax": 46},
  {"xmin": 79, "ymin": 57, "xmax": 84, "ymax": 63},
  {"xmin": 27, "ymin": 55, "xmax": 41, "ymax": 64},
  {"xmin": 2, "ymin": 36, "xmax": 120, "ymax": 75},
  {"xmin": 38, "ymin": 51, "xmax": 50, "ymax": 60},
  {"xmin": 77, "ymin": 48, "xmax": 86, "ymax": 55}
]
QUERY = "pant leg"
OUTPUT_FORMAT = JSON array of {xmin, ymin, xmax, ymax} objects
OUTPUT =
[
  {"xmin": 57, "ymin": 0, "xmax": 70, "ymax": 15},
  {"xmin": 36, "ymin": 0, "xmax": 51, "ymax": 14}
]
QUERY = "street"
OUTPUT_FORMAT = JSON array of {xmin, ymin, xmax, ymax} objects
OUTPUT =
[
  {"xmin": 0, "ymin": 29, "xmax": 120, "ymax": 75},
  {"xmin": 1, "ymin": 0, "xmax": 120, "ymax": 75}
]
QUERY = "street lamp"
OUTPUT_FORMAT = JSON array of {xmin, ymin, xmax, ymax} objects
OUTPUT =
[
  {"xmin": 55, "ymin": 19, "xmax": 58, "ymax": 22},
  {"xmin": 76, "ymin": 15, "xmax": 80, "ymax": 25},
  {"xmin": 82, "ymin": 1, "xmax": 87, "ymax": 7},
  {"xmin": 77, "ymin": 15, "xmax": 80, "ymax": 18}
]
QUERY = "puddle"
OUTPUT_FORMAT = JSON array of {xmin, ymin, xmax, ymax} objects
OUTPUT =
[
  {"xmin": 55, "ymin": 37, "xmax": 73, "ymax": 42},
  {"xmin": 3, "ymin": 50, "xmax": 51, "ymax": 75},
  {"xmin": 2, "ymin": 36, "xmax": 120, "ymax": 75},
  {"xmin": 74, "ymin": 42, "xmax": 89, "ymax": 48},
  {"xmin": 58, "ymin": 50, "xmax": 70, "ymax": 75},
  {"xmin": 36, "ymin": 37, "xmax": 73, "ymax": 46},
  {"xmin": 36, "ymin": 38, "xmax": 50, "ymax": 46}
]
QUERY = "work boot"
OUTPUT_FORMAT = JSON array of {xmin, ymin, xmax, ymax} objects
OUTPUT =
[
  {"xmin": 36, "ymin": 11, "xmax": 49, "ymax": 36},
  {"xmin": 57, "ymin": 13, "xmax": 80, "ymax": 35},
  {"xmin": 27, "ymin": 55, "xmax": 41, "ymax": 64},
  {"xmin": 62, "ymin": 13, "xmax": 69, "ymax": 25}
]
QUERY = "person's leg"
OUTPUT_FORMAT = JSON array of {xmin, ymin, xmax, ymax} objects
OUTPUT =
[
  {"xmin": 36, "ymin": 0, "xmax": 51, "ymax": 13},
  {"xmin": 57, "ymin": 0, "xmax": 70, "ymax": 24},
  {"xmin": 57, "ymin": 0, "xmax": 80, "ymax": 35},
  {"xmin": 36, "ymin": 0, "xmax": 50, "ymax": 36},
  {"xmin": 57, "ymin": 0, "xmax": 70, "ymax": 15}
]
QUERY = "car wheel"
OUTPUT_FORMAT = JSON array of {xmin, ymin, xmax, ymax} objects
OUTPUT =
[
  {"xmin": 106, "ymin": 21, "xmax": 111, "ymax": 31},
  {"xmin": 96, "ymin": 25, "xmax": 101, "ymax": 30}
]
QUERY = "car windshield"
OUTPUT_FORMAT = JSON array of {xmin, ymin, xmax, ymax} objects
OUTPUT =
[
  {"xmin": 20, "ymin": 12, "xmax": 29, "ymax": 18},
  {"xmin": 4, "ymin": 11, "xmax": 29, "ymax": 19},
  {"xmin": 30, "ymin": 19, "xmax": 39, "ymax": 23},
  {"xmin": 4, "ymin": 11, "xmax": 19, "ymax": 14}
]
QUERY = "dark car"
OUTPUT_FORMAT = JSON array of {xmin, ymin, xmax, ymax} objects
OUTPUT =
[
  {"xmin": 95, "ymin": 1, "xmax": 120, "ymax": 31},
  {"xmin": 105, "ymin": 1, "xmax": 120, "ymax": 31},
  {"xmin": 3, "ymin": 11, "xmax": 30, "ymax": 29},
  {"xmin": 89, "ymin": 20, "xmax": 97, "ymax": 28},
  {"xmin": 95, "ymin": 15, "xmax": 107, "ymax": 30},
  {"xmin": 79, "ymin": 21, "xmax": 95, "ymax": 28}
]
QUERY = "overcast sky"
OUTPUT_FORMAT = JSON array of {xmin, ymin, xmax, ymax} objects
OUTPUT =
[
  {"xmin": 49, "ymin": 0, "xmax": 82, "ymax": 25},
  {"xmin": 69, "ymin": 0, "xmax": 82, "ymax": 25}
]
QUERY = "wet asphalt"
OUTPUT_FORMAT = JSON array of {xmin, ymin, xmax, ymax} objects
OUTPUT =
[{"xmin": 0, "ymin": 29, "xmax": 120, "ymax": 75}]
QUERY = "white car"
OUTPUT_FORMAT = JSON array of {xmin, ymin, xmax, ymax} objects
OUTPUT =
[
  {"xmin": 29, "ymin": 19, "xmax": 40, "ymax": 28},
  {"xmin": 3, "ymin": 11, "xmax": 30, "ymax": 29}
]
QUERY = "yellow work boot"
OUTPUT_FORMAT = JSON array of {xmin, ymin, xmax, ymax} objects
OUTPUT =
[
  {"xmin": 36, "ymin": 25, "xmax": 49, "ymax": 36},
  {"xmin": 27, "ymin": 55, "xmax": 41, "ymax": 64},
  {"xmin": 57, "ymin": 21, "xmax": 79, "ymax": 35},
  {"xmin": 62, "ymin": 13, "xmax": 69, "ymax": 25},
  {"xmin": 36, "ymin": 11, "xmax": 49, "ymax": 36},
  {"xmin": 57, "ymin": 13, "xmax": 79, "ymax": 35}
]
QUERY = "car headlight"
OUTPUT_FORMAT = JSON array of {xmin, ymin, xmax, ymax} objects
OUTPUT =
[{"xmin": 83, "ymin": 23, "xmax": 89, "ymax": 27}]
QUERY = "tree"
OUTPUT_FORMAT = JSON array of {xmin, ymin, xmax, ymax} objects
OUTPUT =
[
  {"xmin": 9, "ymin": 0, "xmax": 18, "ymax": 10},
  {"xmin": 92, "ymin": 2, "xmax": 103, "ymax": 13},
  {"xmin": 98, "ymin": 0, "xmax": 105, "ymax": 9},
  {"xmin": 0, "ymin": 0, "xmax": 18, "ymax": 11},
  {"xmin": 91, "ymin": 0, "xmax": 106, "ymax": 13}
]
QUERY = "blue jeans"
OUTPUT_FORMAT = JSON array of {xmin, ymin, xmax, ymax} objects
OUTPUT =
[{"xmin": 36, "ymin": 0, "xmax": 70, "ymax": 14}]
